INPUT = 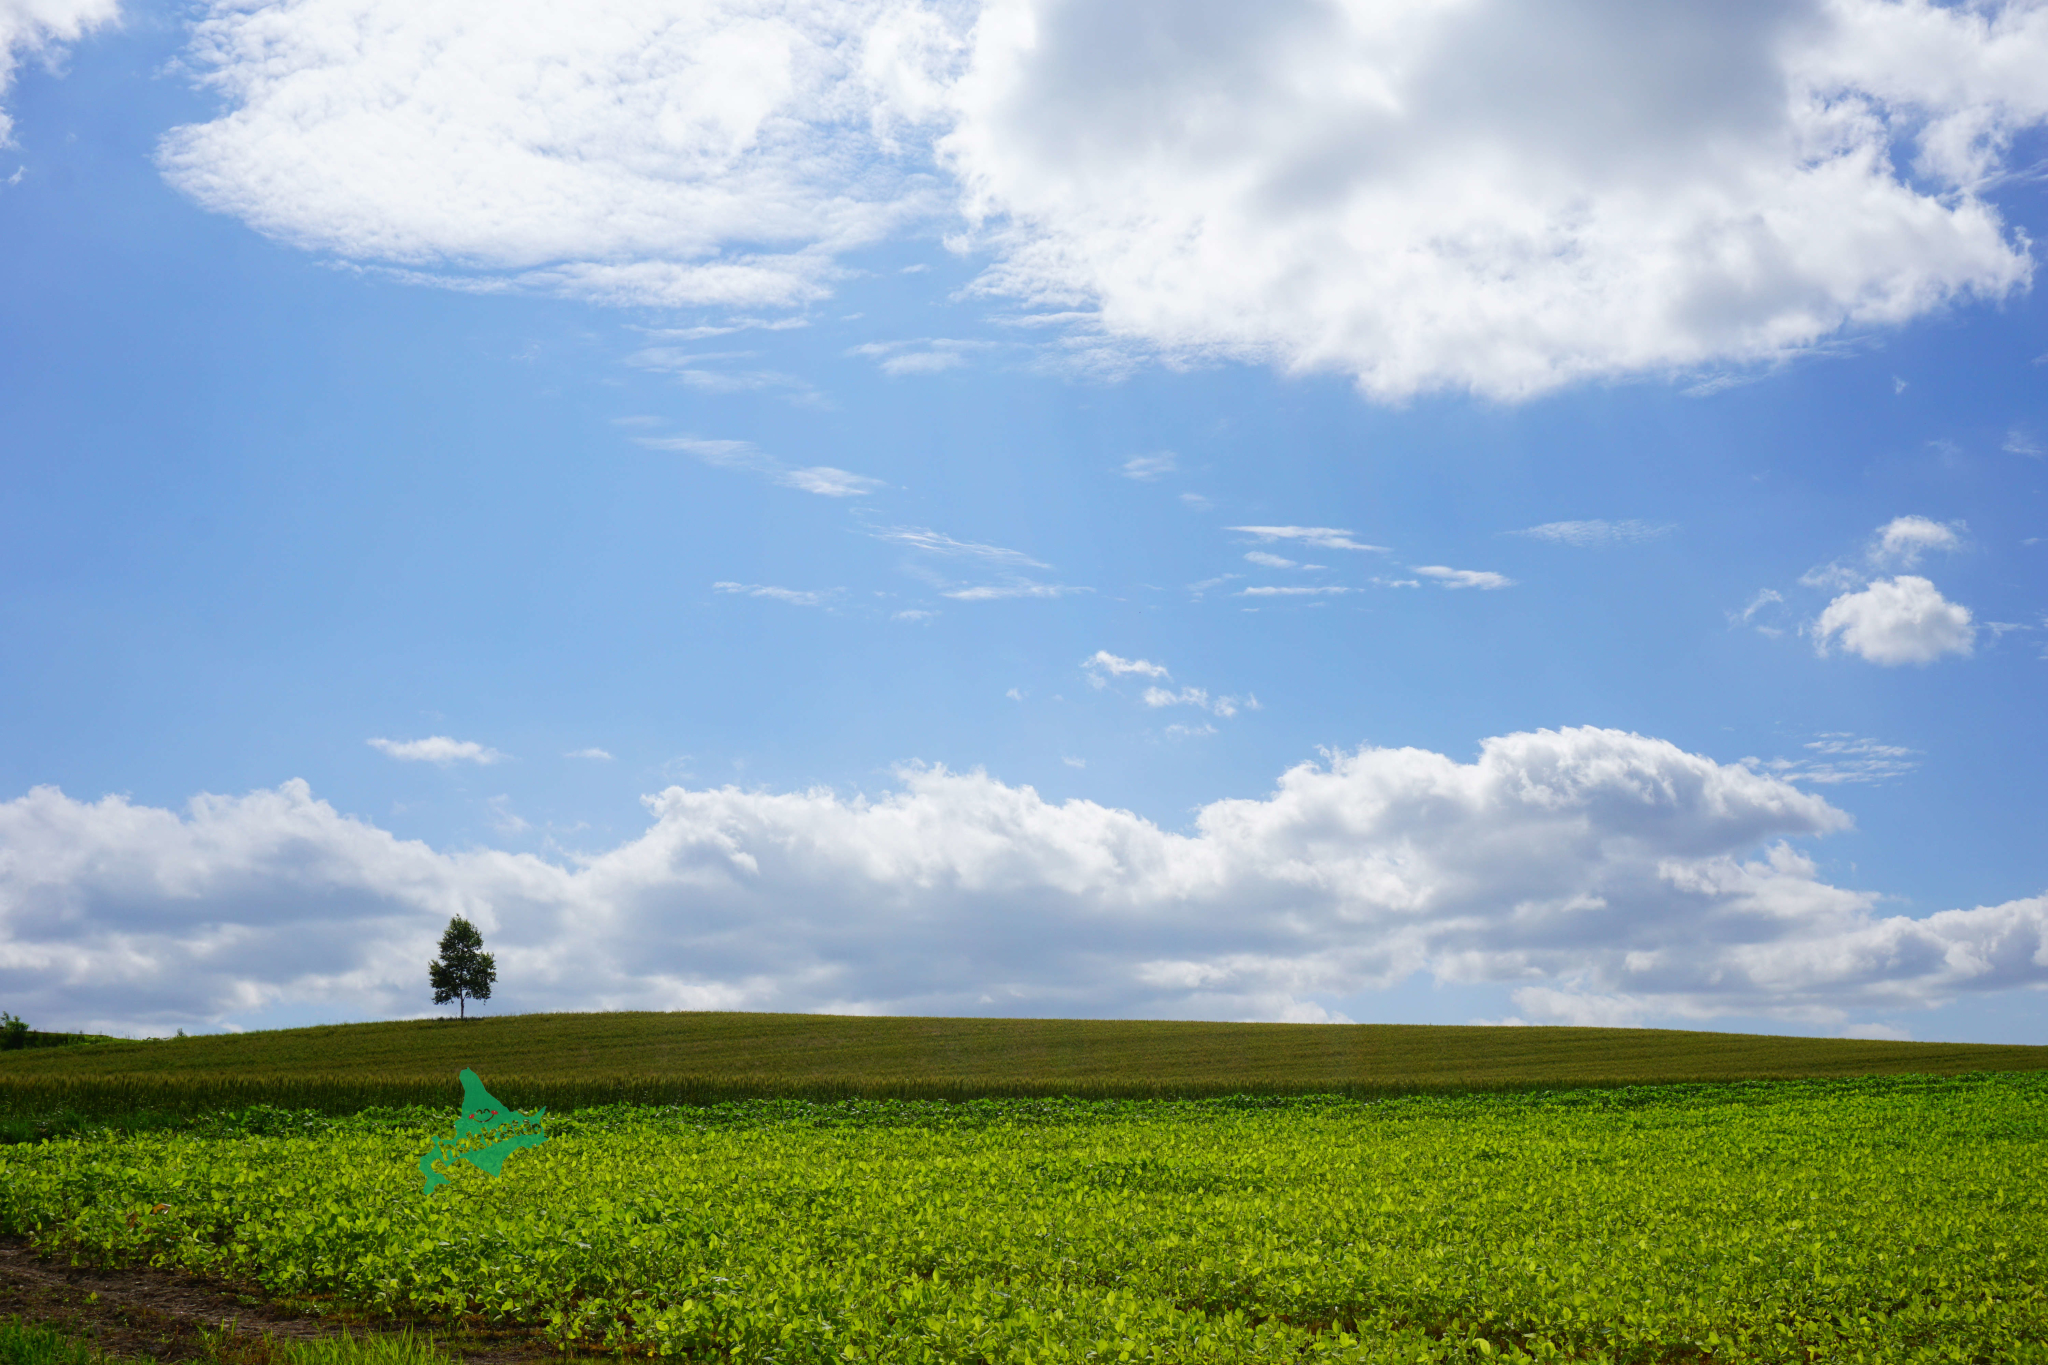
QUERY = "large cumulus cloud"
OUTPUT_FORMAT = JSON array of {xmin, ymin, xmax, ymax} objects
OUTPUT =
[
  {"xmin": 5, "ymin": 727, "xmax": 2044, "ymax": 1036},
  {"xmin": 154, "ymin": 0, "xmax": 2048, "ymax": 396}
]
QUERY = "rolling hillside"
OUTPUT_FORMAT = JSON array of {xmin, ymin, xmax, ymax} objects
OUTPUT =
[{"xmin": 4, "ymin": 1011, "xmax": 2044, "ymax": 1113}]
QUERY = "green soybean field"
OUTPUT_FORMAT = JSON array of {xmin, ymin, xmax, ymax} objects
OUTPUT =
[{"xmin": 5, "ymin": 1073, "xmax": 2045, "ymax": 1363}]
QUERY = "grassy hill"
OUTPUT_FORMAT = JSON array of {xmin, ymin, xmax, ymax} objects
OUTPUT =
[{"xmin": 4, "ymin": 1011, "xmax": 2044, "ymax": 1115}]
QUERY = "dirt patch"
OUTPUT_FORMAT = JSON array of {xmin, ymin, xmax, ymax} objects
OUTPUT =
[{"xmin": 0, "ymin": 1240, "xmax": 566, "ymax": 1364}]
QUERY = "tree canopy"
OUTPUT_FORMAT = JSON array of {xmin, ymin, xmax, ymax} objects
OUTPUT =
[{"xmin": 429, "ymin": 916, "xmax": 496, "ymax": 1019}]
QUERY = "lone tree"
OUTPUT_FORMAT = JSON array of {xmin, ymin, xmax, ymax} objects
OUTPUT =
[{"xmin": 429, "ymin": 916, "xmax": 496, "ymax": 1019}]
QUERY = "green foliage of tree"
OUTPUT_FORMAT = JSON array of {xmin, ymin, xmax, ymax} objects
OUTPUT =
[
  {"xmin": 426, "ymin": 917, "xmax": 495, "ymax": 1020},
  {"xmin": 0, "ymin": 1014, "xmax": 27, "ymax": 1052}
]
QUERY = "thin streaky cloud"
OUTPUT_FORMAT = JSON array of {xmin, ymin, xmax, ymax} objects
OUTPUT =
[
  {"xmin": 565, "ymin": 748, "xmax": 614, "ymax": 761},
  {"xmin": 941, "ymin": 581, "xmax": 1084, "ymax": 601},
  {"xmin": 714, "ymin": 582, "xmax": 829, "ymax": 607},
  {"xmin": 639, "ymin": 436, "xmax": 880, "ymax": 497},
  {"xmin": 1229, "ymin": 526, "xmax": 1387, "ymax": 552},
  {"xmin": 1237, "ymin": 585, "xmax": 1357, "ymax": 597},
  {"xmin": 1413, "ymin": 566, "xmax": 1515, "ymax": 590},
  {"xmin": 1515, "ymin": 519, "xmax": 1674, "ymax": 546},
  {"xmin": 635, "ymin": 435, "xmax": 761, "ymax": 465},
  {"xmin": 776, "ymin": 467, "xmax": 884, "ymax": 497},
  {"xmin": 1122, "ymin": 452, "xmax": 1178, "ymax": 481},
  {"xmin": 874, "ymin": 527, "xmax": 1050, "ymax": 568}
]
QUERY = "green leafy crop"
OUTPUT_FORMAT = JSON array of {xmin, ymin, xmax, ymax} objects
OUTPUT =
[{"xmin": 3, "ymin": 1074, "xmax": 2044, "ymax": 1363}]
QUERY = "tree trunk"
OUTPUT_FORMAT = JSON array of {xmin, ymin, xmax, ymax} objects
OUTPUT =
[{"xmin": 460, "ymin": 995, "xmax": 466, "ymax": 1019}]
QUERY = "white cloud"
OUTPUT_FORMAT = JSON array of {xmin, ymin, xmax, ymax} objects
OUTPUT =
[
  {"xmin": 636, "ymin": 434, "xmax": 881, "ymax": 497},
  {"xmin": 1146, "ymin": 687, "xmax": 1204, "ymax": 712},
  {"xmin": 1872, "ymin": 514, "xmax": 1965, "ymax": 567},
  {"xmin": 940, "ymin": 580, "xmax": 1081, "ymax": 600},
  {"xmin": 367, "ymin": 736, "xmax": 505, "ymax": 765},
  {"xmin": 1088, "ymin": 657, "xmax": 1249, "ymax": 718},
  {"xmin": 1142, "ymin": 686, "xmax": 1228, "ymax": 716},
  {"xmin": 158, "ymin": 0, "xmax": 974, "ymax": 308},
  {"xmin": 565, "ymin": 748, "xmax": 614, "ymax": 761},
  {"xmin": 1516, "ymin": 519, "xmax": 1673, "ymax": 546},
  {"xmin": 1414, "ymin": 566, "xmax": 1515, "ymax": 590},
  {"xmin": 626, "ymin": 350, "xmax": 824, "ymax": 403},
  {"xmin": 1746, "ymin": 734, "xmax": 1919, "ymax": 786},
  {"xmin": 1243, "ymin": 551, "xmax": 1298, "ymax": 569},
  {"xmin": 846, "ymin": 337, "xmax": 995, "ymax": 375},
  {"xmin": 1121, "ymin": 452, "xmax": 1177, "ymax": 480},
  {"xmin": 873, "ymin": 525, "xmax": 1048, "ymax": 568},
  {"xmin": 638, "ymin": 434, "xmax": 761, "ymax": 465},
  {"xmin": 11, "ymin": 728, "xmax": 2048, "ymax": 1035},
  {"xmin": 147, "ymin": 1, "xmax": 2048, "ymax": 399},
  {"xmin": 0, "ymin": 0, "xmax": 120, "ymax": 144},
  {"xmin": 777, "ymin": 466, "xmax": 885, "ymax": 497},
  {"xmin": 1237, "ymin": 585, "xmax": 1356, "ymax": 597},
  {"xmin": 946, "ymin": 0, "xmax": 2048, "ymax": 399},
  {"xmin": 1081, "ymin": 650, "xmax": 1169, "ymax": 684},
  {"xmin": 1734, "ymin": 588, "xmax": 1787, "ymax": 634},
  {"xmin": 487, "ymin": 795, "xmax": 530, "ymax": 837},
  {"xmin": 2006, "ymin": 429, "xmax": 2044, "ymax": 458},
  {"xmin": 1229, "ymin": 526, "xmax": 1385, "ymax": 552},
  {"xmin": 714, "ymin": 581, "xmax": 829, "ymax": 607},
  {"xmin": 1806, "ymin": 514, "xmax": 1968, "ymax": 588},
  {"xmin": 1813, "ymin": 575, "xmax": 1975, "ymax": 664},
  {"xmin": 893, "ymin": 608, "xmax": 935, "ymax": 622}
]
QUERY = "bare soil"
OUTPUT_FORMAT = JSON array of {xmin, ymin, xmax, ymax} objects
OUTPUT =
[{"xmin": 0, "ymin": 1239, "xmax": 565, "ymax": 1364}]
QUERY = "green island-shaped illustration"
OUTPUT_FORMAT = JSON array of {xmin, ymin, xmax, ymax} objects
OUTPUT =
[{"xmin": 418, "ymin": 1068, "xmax": 548, "ymax": 1194}]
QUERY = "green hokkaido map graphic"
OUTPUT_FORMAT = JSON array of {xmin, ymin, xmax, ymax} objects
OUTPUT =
[{"xmin": 418, "ymin": 1069, "xmax": 547, "ymax": 1193}]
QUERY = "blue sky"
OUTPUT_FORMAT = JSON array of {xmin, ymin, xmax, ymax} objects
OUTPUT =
[{"xmin": 3, "ymin": 0, "xmax": 2046, "ymax": 1041}]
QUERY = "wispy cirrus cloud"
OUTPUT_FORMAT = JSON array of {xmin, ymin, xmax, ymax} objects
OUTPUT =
[
  {"xmin": 1121, "ymin": 452, "xmax": 1178, "ymax": 481},
  {"xmin": 367, "ymin": 736, "xmax": 505, "ymax": 765},
  {"xmin": 714, "ymin": 581, "xmax": 831, "ymax": 607},
  {"xmin": 875, "ymin": 525, "xmax": 1076, "ymax": 604},
  {"xmin": 1413, "ymin": 566, "xmax": 1515, "ymax": 590},
  {"xmin": 1237, "ymin": 585, "xmax": 1357, "ymax": 597},
  {"xmin": 872, "ymin": 526, "xmax": 1048, "ymax": 568},
  {"xmin": 635, "ymin": 434, "xmax": 882, "ymax": 498},
  {"xmin": 846, "ymin": 338, "xmax": 997, "ymax": 375},
  {"xmin": 941, "ymin": 581, "xmax": 1084, "ymax": 601},
  {"xmin": 625, "ymin": 349, "xmax": 825, "ymax": 404},
  {"xmin": 1514, "ymin": 519, "xmax": 1674, "ymax": 546},
  {"xmin": 1229, "ymin": 526, "xmax": 1386, "ymax": 552},
  {"xmin": 1747, "ymin": 735, "xmax": 1920, "ymax": 786}
]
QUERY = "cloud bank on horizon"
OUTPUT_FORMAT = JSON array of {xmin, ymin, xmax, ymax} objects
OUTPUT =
[
  {"xmin": 5, "ymin": 727, "xmax": 2044, "ymax": 1038},
  {"xmin": 111, "ymin": 0, "xmax": 2048, "ymax": 399}
]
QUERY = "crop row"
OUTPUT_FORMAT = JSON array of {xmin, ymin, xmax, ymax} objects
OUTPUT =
[{"xmin": 4, "ymin": 1075, "xmax": 2045, "ymax": 1363}]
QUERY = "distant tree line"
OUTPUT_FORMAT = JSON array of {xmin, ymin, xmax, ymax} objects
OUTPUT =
[{"xmin": 1, "ymin": 1012, "xmax": 97, "ymax": 1050}]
